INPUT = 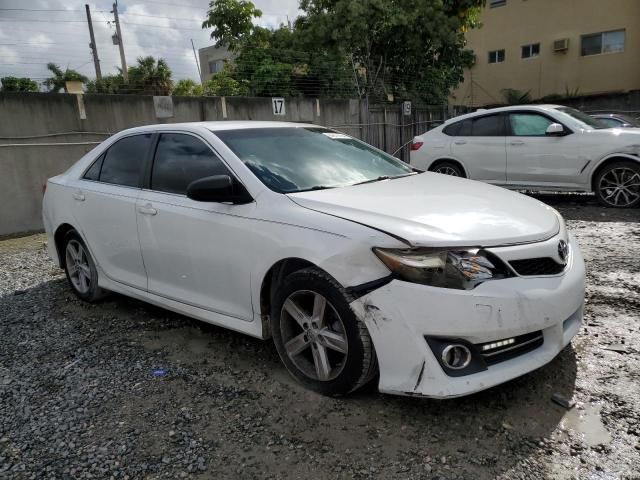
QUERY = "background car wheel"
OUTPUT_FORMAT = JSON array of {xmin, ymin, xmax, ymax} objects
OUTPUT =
[
  {"xmin": 63, "ymin": 230, "xmax": 107, "ymax": 302},
  {"xmin": 595, "ymin": 161, "xmax": 640, "ymax": 208},
  {"xmin": 270, "ymin": 267, "xmax": 378, "ymax": 396},
  {"xmin": 431, "ymin": 161, "xmax": 465, "ymax": 177}
]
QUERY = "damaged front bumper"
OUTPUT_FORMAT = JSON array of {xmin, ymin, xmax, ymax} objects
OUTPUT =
[{"xmin": 350, "ymin": 233, "xmax": 586, "ymax": 398}]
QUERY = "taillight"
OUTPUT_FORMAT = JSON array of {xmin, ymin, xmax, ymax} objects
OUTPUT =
[
  {"xmin": 411, "ymin": 141, "xmax": 424, "ymax": 151},
  {"xmin": 42, "ymin": 183, "xmax": 47, "ymax": 195}
]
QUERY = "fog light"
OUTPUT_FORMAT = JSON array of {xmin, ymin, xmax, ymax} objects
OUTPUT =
[{"xmin": 441, "ymin": 344, "xmax": 472, "ymax": 370}]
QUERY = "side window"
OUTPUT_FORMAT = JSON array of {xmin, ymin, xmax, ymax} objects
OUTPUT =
[
  {"xmin": 99, "ymin": 134, "xmax": 152, "ymax": 187},
  {"xmin": 509, "ymin": 113, "xmax": 554, "ymax": 136},
  {"xmin": 458, "ymin": 119, "xmax": 472, "ymax": 136},
  {"xmin": 83, "ymin": 153, "xmax": 104, "ymax": 181},
  {"xmin": 471, "ymin": 115, "xmax": 504, "ymax": 136},
  {"xmin": 151, "ymin": 133, "xmax": 231, "ymax": 195},
  {"xmin": 442, "ymin": 122, "xmax": 461, "ymax": 136}
]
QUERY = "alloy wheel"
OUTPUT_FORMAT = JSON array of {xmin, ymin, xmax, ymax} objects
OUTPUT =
[
  {"xmin": 434, "ymin": 166, "xmax": 459, "ymax": 176},
  {"xmin": 65, "ymin": 240, "xmax": 92, "ymax": 294},
  {"xmin": 280, "ymin": 290, "xmax": 348, "ymax": 381},
  {"xmin": 598, "ymin": 167, "xmax": 640, "ymax": 207}
]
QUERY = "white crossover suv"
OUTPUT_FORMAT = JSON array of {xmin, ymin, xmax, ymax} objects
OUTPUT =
[
  {"xmin": 410, "ymin": 105, "xmax": 640, "ymax": 208},
  {"xmin": 43, "ymin": 122, "xmax": 585, "ymax": 398}
]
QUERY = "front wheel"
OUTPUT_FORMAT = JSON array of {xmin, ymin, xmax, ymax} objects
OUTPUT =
[
  {"xmin": 270, "ymin": 268, "xmax": 377, "ymax": 396},
  {"xmin": 594, "ymin": 161, "xmax": 640, "ymax": 208}
]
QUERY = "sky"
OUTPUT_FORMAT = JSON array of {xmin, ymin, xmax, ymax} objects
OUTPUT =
[{"xmin": 0, "ymin": 0, "xmax": 300, "ymax": 85}]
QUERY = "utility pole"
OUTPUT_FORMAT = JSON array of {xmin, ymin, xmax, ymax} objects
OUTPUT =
[
  {"xmin": 190, "ymin": 39, "xmax": 202, "ymax": 86},
  {"xmin": 112, "ymin": 1, "xmax": 128, "ymax": 82},
  {"xmin": 85, "ymin": 4, "xmax": 102, "ymax": 80}
]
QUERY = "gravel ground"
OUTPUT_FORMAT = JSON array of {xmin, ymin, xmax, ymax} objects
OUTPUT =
[{"xmin": 1, "ymin": 193, "xmax": 639, "ymax": 479}]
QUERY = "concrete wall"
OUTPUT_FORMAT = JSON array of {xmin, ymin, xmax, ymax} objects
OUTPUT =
[
  {"xmin": 452, "ymin": 0, "xmax": 640, "ymax": 106},
  {"xmin": 0, "ymin": 92, "xmax": 451, "ymax": 236}
]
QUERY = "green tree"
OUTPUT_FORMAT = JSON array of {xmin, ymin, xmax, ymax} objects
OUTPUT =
[
  {"xmin": 173, "ymin": 79, "xmax": 204, "ymax": 96},
  {"xmin": 43, "ymin": 63, "xmax": 88, "ymax": 92},
  {"xmin": 204, "ymin": 65, "xmax": 249, "ymax": 96},
  {"xmin": 85, "ymin": 74, "xmax": 125, "ymax": 94},
  {"xmin": 501, "ymin": 88, "xmax": 531, "ymax": 105},
  {"xmin": 127, "ymin": 56, "xmax": 173, "ymax": 95},
  {"xmin": 0, "ymin": 76, "xmax": 39, "ymax": 92},
  {"xmin": 297, "ymin": 0, "xmax": 484, "ymax": 103},
  {"xmin": 202, "ymin": 0, "xmax": 262, "ymax": 50}
]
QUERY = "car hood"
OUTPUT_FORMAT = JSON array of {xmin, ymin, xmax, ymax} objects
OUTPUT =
[{"xmin": 288, "ymin": 173, "xmax": 559, "ymax": 247}]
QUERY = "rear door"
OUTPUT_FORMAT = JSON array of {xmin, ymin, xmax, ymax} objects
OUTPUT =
[
  {"xmin": 72, "ymin": 133, "xmax": 152, "ymax": 290},
  {"xmin": 449, "ymin": 114, "xmax": 507, "ymax": 184},
  {"xmin": 505, "ymin": 112, "xmax": 584, "ymax": 188},
  {"xmin": 135, "ymin": 132, "xmax": 256, "ymax": 322}
]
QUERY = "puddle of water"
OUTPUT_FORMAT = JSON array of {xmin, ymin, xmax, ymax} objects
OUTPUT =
[{"xmin": 561, "ymin": 404, "xmax": 612, "ymax": 447}]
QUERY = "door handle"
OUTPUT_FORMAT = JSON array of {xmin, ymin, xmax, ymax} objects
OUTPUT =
[
  {"xmin": 72, "ymin": 192, "xmax": 85, "ymax": 202},
  {"xmin": 510, "ymin": 140, "xmax": 525, "ymax": 146},
  {"xmin": 137, "ymin": 204, "xmax": 158, "ymax": 216},
  {"xmin": 454, "ymin": 140, "xmax": 467, "ymax": 145}
]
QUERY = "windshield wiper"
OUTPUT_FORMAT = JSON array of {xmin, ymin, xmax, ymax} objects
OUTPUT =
[
  {"xmin": 294, "ymin": 185, "xmax": 335, "ymax": 193},
  {"xmin": 353, "ymin": 175, "xmax": 391, "ymax": 186},
  {"xmin": 353, "ymin": 172, "xmax": 417, "ymax": 186}
]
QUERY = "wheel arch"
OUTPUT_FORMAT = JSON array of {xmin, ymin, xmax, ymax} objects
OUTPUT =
[
  {"xmin": 427, "ymin": 158, "xmax": 469, "ymax": 178},
  {"xmin": 259, "ymin": 257, "xmax": 320, "ymax": 338},
  {"xmin": 589, "ymin": 153, "xmax": 640, "ymax": 191},
  {"xmin": 53, "ymin": 223, "xmax": 77, "ymax": 268}
]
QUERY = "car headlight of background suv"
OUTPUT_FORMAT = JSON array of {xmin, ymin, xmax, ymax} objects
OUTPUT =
[{"xmin": 373, "ymin": 247, "xmax": 513, "ymax": 290}]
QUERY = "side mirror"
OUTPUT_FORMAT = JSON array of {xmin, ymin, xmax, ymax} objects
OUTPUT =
[
  {"xmin": 186, "ymin": 175, "xmax": 251, "ymax": 204},
  {"xmin": 545, "ymin": 123, "xmax": 565, "ymax": 136}
]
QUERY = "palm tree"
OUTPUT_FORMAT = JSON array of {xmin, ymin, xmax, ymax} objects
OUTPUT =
[
  {"xmin": 44, "ymin": 63, "xmax": 88, "ymax": 93},
  {"xmin": 128, "ymin": 56, "xmax": 173, "ymax": 95}
]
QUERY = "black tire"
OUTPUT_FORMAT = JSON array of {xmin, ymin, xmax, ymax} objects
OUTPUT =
[
  {"xmin": 594, "ymin": 160, "xmax": 640, "ymax": 208},
  {"xmin": 270, "ymin": 267, "xmax": 378, "ymax": 396},
  {"xmin": 430, "ymin": 160, "xmax": 465, "ymax": 177},
  {"xmin": 62, "ymin": 230, "xmax": 108, "ymax": 302}
]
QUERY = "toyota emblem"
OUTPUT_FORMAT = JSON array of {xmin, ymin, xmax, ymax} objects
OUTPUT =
[{"xmin": 558, "ymin": 240, "xmax": 569, "ymax": 263}]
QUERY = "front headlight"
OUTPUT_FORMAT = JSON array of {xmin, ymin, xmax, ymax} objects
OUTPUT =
[{"xmin": 373, "ymin": 247, "xmax": 512, "ymax": 290}]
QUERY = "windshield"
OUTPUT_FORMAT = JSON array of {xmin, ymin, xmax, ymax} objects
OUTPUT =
[
  {"xmin": 598, "ymin": 114, "xmax": 640, "ymax": 128},
  {"xmin": 555, "ymin": 107, "xmax": 609, "ymax": 129},
  {"xmin": 213, "ymin": 127, "xmax": 415, "ymax": 193}
]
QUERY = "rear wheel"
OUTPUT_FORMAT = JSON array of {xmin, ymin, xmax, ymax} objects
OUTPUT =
[
  {"xmin": 270, "ymin": 267, "xmax": 377, "ymax": 396},
  {"xmin": 63, "ymin": 230, "xmax": 107, "ymax": 302},
  {"xmin": 431, "ymin": 161, "xmax": 465, "ymax": 177},
  {"xmin": 594, "ymin": 161, "xmax": 640, "ymax": 208}
]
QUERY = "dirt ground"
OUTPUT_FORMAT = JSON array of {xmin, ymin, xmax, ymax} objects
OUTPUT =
[{"xmin": 0, "ymin": 193, "xmax": 639, "ymax": 479}]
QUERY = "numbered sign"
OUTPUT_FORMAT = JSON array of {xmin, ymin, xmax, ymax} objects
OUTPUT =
[
  {"xmin": 272, "ymin": 97, "xmax": 286, "ymax": 116},
  {"xmin": 402, "ymin": 101, "xmax": 412, "ymax": 116}
]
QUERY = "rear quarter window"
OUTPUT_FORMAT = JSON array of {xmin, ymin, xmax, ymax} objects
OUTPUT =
[{"xmin": 442, "ymin": 122, "xmax": 461, "ymax": 136}]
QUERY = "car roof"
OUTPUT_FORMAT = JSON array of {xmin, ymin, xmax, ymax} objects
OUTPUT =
[
  {"xmin": 443, "ymin": 104, "xmax": 565, "ymax": 124},
  {"xmin": 117, "ymin": 121, "xmax": 316, "ymax": 136}
]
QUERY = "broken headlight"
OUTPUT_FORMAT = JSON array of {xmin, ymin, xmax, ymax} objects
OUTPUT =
[{"xmin": 373, "ymin": 248, "xmax": 512, "ymax": 290}]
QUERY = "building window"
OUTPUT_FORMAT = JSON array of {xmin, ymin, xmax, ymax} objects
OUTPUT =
[
  {"xmin": 521, "ymin": 43, "xmax": 540, "ymax": 59},
  {"xmin": 489, "ymin": 0, "xmax": 506, "ymax": 7},
  {"xmin": 208, "ymin": 59, "xmax": 225, "ymax": 74},
  {"xmin": 488, "ymin": 49, "xmax": 505, "ymax": 64},
  {"xmin": 581, "ymin": 29, "xmax": 625, "ymax": 56}
]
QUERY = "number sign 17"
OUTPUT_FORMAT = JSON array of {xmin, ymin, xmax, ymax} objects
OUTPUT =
[{"xmin": 272, "ymin": 97, "xmax": 286, "ymax": 116}]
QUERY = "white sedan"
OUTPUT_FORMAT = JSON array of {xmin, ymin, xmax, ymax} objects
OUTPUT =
[
  {"xmin": 410, "ymin": 105, "xmax": 640, "ymax": 208},
  {"xmin": 43, "ymin": 122, "xmax": 585, "ymax": 398}
]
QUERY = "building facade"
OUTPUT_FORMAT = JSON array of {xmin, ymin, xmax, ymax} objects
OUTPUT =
[
  {"xmin": 451, "ymin": 0, "xmax": 640, "ymax": 107},
  {"xmin": 198, "ymin": 45, "xmax": 235, "ymax": 83}
]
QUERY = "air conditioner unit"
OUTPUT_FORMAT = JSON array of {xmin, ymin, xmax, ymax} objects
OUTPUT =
[{"xmin": 553, "ymin": 38, "xmax": 569, "ymax": 52}]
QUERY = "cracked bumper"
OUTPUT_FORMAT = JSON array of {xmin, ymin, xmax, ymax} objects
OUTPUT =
[{"xmin": 350, "ymin": 234, "xmax": 585, "ymax": 398}]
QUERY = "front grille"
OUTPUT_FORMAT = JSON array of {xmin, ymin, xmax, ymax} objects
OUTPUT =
[
  {"xmin": 476, "ymin": 331, "xmax": 544, "ymax": 366},
  {"xmin": 509, "ymin": 257, "xmax": 565, "ymax": 276}
]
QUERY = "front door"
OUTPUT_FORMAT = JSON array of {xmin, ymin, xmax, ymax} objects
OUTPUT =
[
  {"xmin": 505, "ymin": 112, "xmax": 584, "ymax": 188},
  {"xmin": 135, "ymin": 132, "xmax": 255, "ymax": 322}
]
